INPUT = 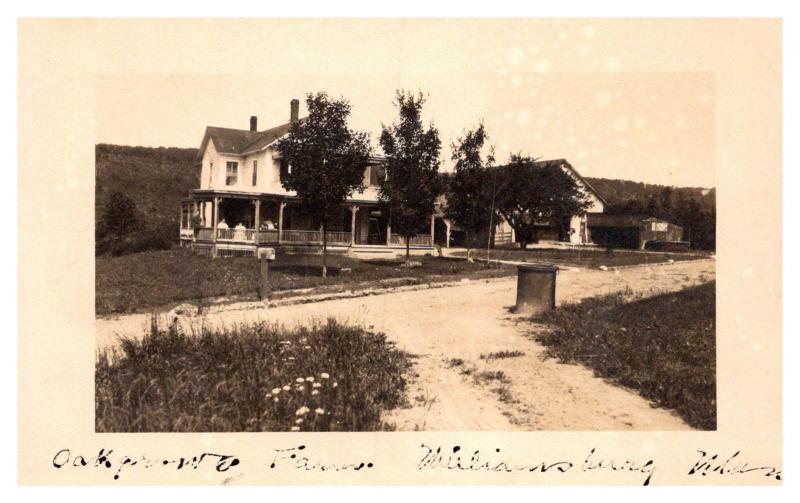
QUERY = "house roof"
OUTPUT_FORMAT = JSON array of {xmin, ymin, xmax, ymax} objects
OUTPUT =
[
  {"xmin": 533, "ymin": 159, "xmax": 608, "ymax": 206},
  {"xmin": 197, "ymin": 118, "xmax": 307, "ymax": 159}
]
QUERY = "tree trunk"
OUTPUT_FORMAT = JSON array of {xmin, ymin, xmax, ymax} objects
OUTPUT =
[{"xmin": 321, "ymin": 221, "xmax": 328, "ymax": 278}]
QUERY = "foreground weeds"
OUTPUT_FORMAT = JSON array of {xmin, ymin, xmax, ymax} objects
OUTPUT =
[
  {"xmin": 534, "ymin": 281, "xmax": 716, "ymax": 430},
  {"xmin": 96, "ymin": 317, "xmax": 411, "ymax": 432}
]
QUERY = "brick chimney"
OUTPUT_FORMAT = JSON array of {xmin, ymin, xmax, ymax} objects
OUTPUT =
[
  {"xmin": 290, "ymin": 99, "xmax": 299, "ymax": 123},
  {"xmin": 250, "ymin": 116, "xmax": 257, "ymax": 132}
]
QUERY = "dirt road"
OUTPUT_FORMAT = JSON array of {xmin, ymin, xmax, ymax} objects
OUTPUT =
[{"xmin": 96, "ymin": 259, "xmax": 715, "ymax": 431}]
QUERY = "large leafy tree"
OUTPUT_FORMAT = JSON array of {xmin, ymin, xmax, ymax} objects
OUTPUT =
[
  {"xmin": 445, "ymin": 123, "xmax": 498, "ymax": 258},
  {"xmin": 495, "ymin": 155, "xmax": 592, "ymax": 248},
  {"xmin": 276, "ymin": 92, "xmax": 372, "ymax": 277},
  {"xmin": 96, "ymin": 191, "xmax": 145, "ymax": 256},
  {"xmin": 379, "ymin": 90, "xmax": 442, "ymax": 260}
]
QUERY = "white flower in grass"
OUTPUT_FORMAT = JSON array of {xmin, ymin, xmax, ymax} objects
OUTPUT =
[
  {"xmin": 288, "ymin": 357, "xmax": 295, "ymax": 361},
  {"xmin": 295, "ymin": 406, "xmax": 310, "ymax": 416},
  {"xmin": 311, "ymin": 390, "xmax": 319, "ymax": 396},
  {"xmin": 304, "ymin": 345, "xmax": 312, "ymax": 350},
  {"xmin": 312, "ymin": 382, "xmax": 321, "ymax": 388},
  {"xmin": 290, "ymin": 426, "xmax": 300, "ymax": 432},
  {"xmin": 282, "ymin": 385, "xmax": 291, "ymax": 391},
  {"xmin": 320, "ymin": 373, "xmax": 330, "ymax": 379},
  {"xmin": 273, "ymin": 397, "xmax": 279, "ymax": 403},
  {"xmin": 315, "ymin": 408, "xmax": 325, "ymax": 414},
  {"xmin": 332, "ymin": 382, "xmax": 338, "ymax": 388},
  {"xmin": 280, "ymin": 341, "xmax": 292, "ymax": 345},
  {"xmin": 271, "ymin": 388, "xmax": 281, "ymax": 395},
  {"xmin": 305, "ymin": 376, "xmax": 314, "ymax": 382},
  {"xmin": 295, "ymin": 418, "xmax": 303, "ymax": 424},
  {"xmin": 296, "ymin": 378, "xmax": 305, "ymax": 383}
]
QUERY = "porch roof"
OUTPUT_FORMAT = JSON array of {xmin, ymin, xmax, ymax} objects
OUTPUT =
[{"xmin": 188, "ymin": 189, "xmax": 384, "ymax": 206}]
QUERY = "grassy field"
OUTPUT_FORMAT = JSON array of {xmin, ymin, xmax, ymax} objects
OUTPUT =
[
  {"xmin": 96, "ymin": 248, "xmax": 514, "ymax": 315},
  {"xmin": 453, "ymin": 247, "xmax": 707, "ymax": 270},
  {"xmin": 96, "ymin": 318, "xmax": 412, "ymax": 432},
  {"xmin": 533, "ymin": 281, "xmax": 716, "ymax": 430}
]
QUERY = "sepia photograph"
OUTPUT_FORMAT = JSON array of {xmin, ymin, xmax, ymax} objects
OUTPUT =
[
  {"xmin": 94, "ymin": 67, "xmax": 716, "ymax": 433},
  {"xmin": 16, "ymin": 14, "xmax": 783, "ymax": 487}
]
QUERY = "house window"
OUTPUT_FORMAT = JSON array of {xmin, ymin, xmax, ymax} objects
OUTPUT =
[
  {"xmin": 208, "ymin": 161, "xmax": 213, "ymax": 188},
  {"xmin": 369, "ymin": 164, "xmax": 386, "ymax": 186},
  {"xmin": 226, "ymin": 161, "xmax": 238, "ymax": 186},
  {"xmin": 252, "ymin": 160, "xmax": 258, "ymax": 186},
  {"xmin": 279, "ymin": 160, "xmax": 291, "ymax": 183}
]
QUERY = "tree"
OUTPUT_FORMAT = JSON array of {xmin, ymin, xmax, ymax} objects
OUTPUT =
[
  {"xmin": 445, "ymin": 123, "xmax": 497, "ymax": 259},
  {"xmin": 96, "ymin": 191, "xmax": 144, "ymax": 256},
  {"xmin": 494, "ymin": 155, "xmax": 592, "ymax": 249},
  {"xmin": 276, "ymin": 92, "xmax": 373, "ymax": 277},
  {"xmin": 378, "ymin": 90, "xmax": 442, "ymax": 260}
]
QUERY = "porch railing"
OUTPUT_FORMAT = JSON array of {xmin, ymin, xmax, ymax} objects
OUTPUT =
[
  {"xmin": 389, "ymin": 234, "xmax": 432, "ymax": 246},
  {"xmin": 192, "ymin": 227, "xmax": 355, "ymax": 246},
  {"xmin": 256, "ymin": 229, "xmax": 280, "ymax": 244}
]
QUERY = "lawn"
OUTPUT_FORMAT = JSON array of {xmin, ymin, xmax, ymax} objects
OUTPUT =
[
  {"xmin": 452, "ymin": 247, "xmax": 707, "ymax": 270},
  {"xmin": 533, "ymin": 281, "xmax": 716, "ymax": 430},
  {"xmin": 95, "ymin": 318, "xmax": 412, "ymax": 432},
  {"xmin": 96, "ymin": 248, "xmax": 514, "ymax": 315}
]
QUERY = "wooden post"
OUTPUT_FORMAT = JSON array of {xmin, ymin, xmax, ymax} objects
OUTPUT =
[
  {"xmin": 350, "ymin": 205, "xmax": 358, "ymax": 246},
  {"xmin": 445, "ymin": 220, "xmax": 451, "ymax": 249},
  {"xmin": 278, "ymin": 202, "xmax": 286, "ymax": 243},
  {"xmin": 430, "ymin": 214, "xmax": 436, "ymax": 246},
  {"xmin": 386, "ymin": 223, "xmax": 392, "ymax": 246},
  {"xmin": 212, "ymin": 197, "xmax": 219, "ymax": 258},
  {"xmin": 259, "ymin": 256, "xmax": 270, "ymax": 300},
  {"xmin": 254, "ymin": 199, "xmax": 261, "ymax": 235}
]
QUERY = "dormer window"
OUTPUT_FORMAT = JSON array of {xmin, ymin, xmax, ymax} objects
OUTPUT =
[{"xmin": 226, "ymin": 161, "xmax": 238, "ymax": 186}]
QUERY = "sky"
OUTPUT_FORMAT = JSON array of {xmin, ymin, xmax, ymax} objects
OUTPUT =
[{"xmin": 95, "ymin": 19, "xmax": 716, "ymax": 188}]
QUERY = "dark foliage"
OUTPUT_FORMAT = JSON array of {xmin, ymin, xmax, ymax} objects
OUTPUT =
[
  {"xmin": 276, "ymin": 92, "xmax": 373, "ymax": 276},
  {"xmin": 445, "ymin": 123, "xmax": 499, "ymax": 250},
  {"xmin": 588, "ymin": 178, "xmax": 716, "ymax": 250},
  {"xmin": 96, "ymin": 318, "xmax": 412, "ymax": 432},
  {"xmin": 379, "ymin": 90, "xmax": 443, "ymax": 258},
  {"xmin": 494, "ymin": 155, "xmax": 592, "ymax": 247},
  {"xmin": 534, "ymin": 282, "xmax": 716, "ymax": 430}
]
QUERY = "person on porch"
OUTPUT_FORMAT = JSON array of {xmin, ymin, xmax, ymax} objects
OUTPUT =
[
  {"xmin": 217, "ymin": 219, "xmax": 229, "ymax": 229},
  {"xmin": 260, "ymin": 220, "xmax": 276, "ymax": 231}
]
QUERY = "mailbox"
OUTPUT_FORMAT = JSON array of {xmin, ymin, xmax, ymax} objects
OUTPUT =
[{"xmin": 258, "ymin": 247, "xmax": 276, "ymax": 261}]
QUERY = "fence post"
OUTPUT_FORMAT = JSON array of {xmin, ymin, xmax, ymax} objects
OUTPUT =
[{"xmin": 259, "ymin": 256, "xmax": 270, "ymax": 301}]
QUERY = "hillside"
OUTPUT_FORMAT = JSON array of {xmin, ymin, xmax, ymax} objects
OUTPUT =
[
  {"xmin": 586, "ymin": 176, "xmax": 716, "ymax": 212},
  {"xmin": 95, "ymin": 144, "xmax": 200, "ymax": 254}
]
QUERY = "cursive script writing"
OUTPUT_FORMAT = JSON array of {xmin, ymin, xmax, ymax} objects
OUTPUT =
[
  {"xmin": 269, "ymin": 444, "xmax": 374, "ymax": 472},
  {"xmin": 688, "ymin": 450, "xmax": 781, "ymax": 481},
  {"xmin": 417, "ymin": 444, "xmax": 573, "ymax": 474},
  {"xmin": 52, "ymin": 448, "xmax": 240, "ymax": 481}
]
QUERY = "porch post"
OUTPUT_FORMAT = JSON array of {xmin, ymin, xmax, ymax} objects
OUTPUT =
[
  {"xmin": 445, "ymin": 220, "xmax": 451, "ymax": 249},
  {"xmin": 254, "ymin": 199, "xmax": 261, "ymax": 232},
  {"xmin": 350, "ymin": 205, "xmax": 358, "ymax": 246},
  {"xmin": 386, "ymin": 223, "xmax": 392, "ymax": 246},
  {"xmin": 278, "ymin": 202, "xmax": 286, "ymax": 243},
  {"xmin": 430, "ymin": 214, "xmax": 436, "ymax": 246},
  {"xmin": 212, "ymin": 196, "xmax": 219, "ymax": 257}
]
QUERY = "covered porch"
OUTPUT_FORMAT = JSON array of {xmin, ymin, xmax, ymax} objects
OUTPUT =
[{"xmin": 181, "ymin": 193, "xmax": 436, "ymax": 255}]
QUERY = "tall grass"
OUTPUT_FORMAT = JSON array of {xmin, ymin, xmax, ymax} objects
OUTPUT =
[
  {"xmin": 533, "ymin": 282, "xmax": 716, "ymax": 430},
  {"xmin": 96, "ymin": 318, "xmax": 411, "ymax": 432}
]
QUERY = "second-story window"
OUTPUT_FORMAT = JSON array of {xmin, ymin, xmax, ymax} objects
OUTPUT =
[
  {"xmin": 208, "ymin": 161, "xmax": 214, "ymax": 188},
  {"xmin": 252, "ymin": 160, "xmax": 258, "ymax": 186},
  {"xmin": 369, "ymin": 164, "xmax": 386, "ymax": 186},
  {"xmin": 226, "ymin": 161, "xmax": 238, "ymax": 186},
  {"xmin": 279, "ymin": 160, "xmax": 291, "ymax": 184}
]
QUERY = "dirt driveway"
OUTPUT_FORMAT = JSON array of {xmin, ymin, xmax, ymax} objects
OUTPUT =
[{"xmin": 96, "ymin": 259, "xmax": 715, "ymax": 431}]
